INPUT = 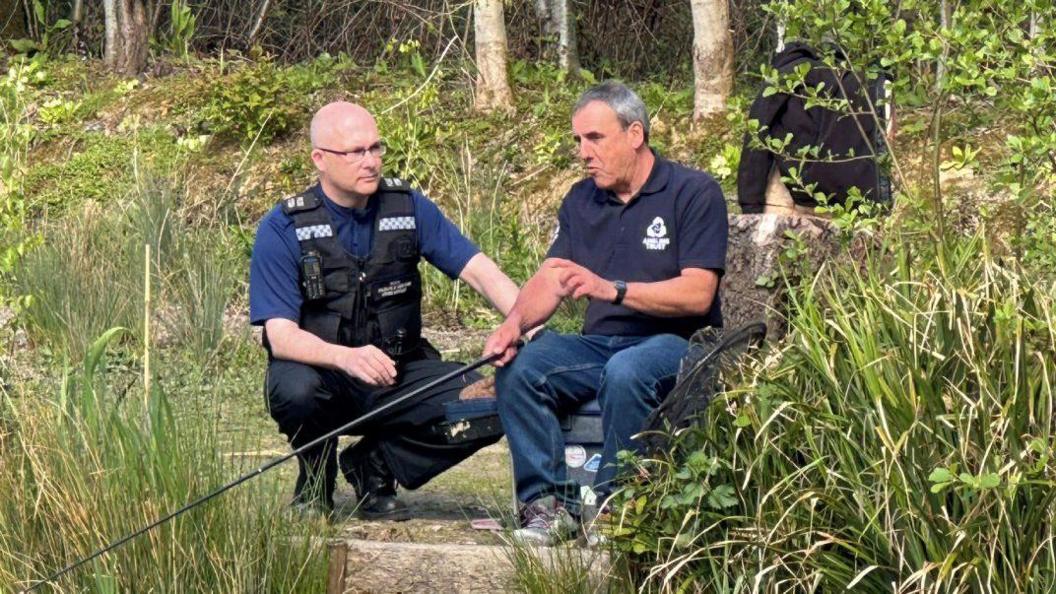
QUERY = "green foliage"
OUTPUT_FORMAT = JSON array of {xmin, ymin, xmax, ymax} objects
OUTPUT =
[
  {"xmin": 163, "ymin": 0, "xmax": 197, "ymax": 59},
  {"xmin": 0, "ymin": 58, "xmax": 45, "ymax": 298},
  {"xmin": 0, "ymin": 331, "xmax": 328, "ymax": 590},
  {"xmin": 199, "ymin": 59, "xmax": 298, "ymax": 144},
  {"xmin": 14, "ymin": 171, "xmax": 243, "ymax": 360},
  {"xmin": 506, "ymin": 539, "xmax": 616, "ymax": 594},
  {"xmin": 8, "ymin": 0, "xmax": 71, "ymax": 57},
  {"xmin": 197, "ymin": 54, "xmax": 347, "ymax": 145},
  {"xmin": 24, "ymin": 125, "xmax": 184, "ymax": 214},
  {"xmin": 611, "ymin": 233, "xmax": 1056, "ymax": 591}
]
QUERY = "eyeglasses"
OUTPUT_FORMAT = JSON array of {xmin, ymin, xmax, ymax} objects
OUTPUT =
[{"xmin": 315, "ymin": 141, "xmax": 387, "ymax": 163}]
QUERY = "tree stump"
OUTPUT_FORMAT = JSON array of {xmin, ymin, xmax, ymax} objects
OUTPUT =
[{"xmin": 722, "ymin": 213, "xmax": 838, "ymax": 339}]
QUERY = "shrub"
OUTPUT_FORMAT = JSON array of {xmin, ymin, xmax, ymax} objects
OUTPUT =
[
  {"xmin": 611, "ymin": 234, "xmax": 1056, "ymax": 592},
  {"xmin": 198, "ymin": 54, "xmax": 347, "ymax": 145},
  {"xmin": 198, "ymin": 60, "xmax": 299, "ymax": 144}
]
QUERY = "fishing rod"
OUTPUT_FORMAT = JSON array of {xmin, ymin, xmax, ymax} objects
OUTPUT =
[{"xmin": 21, "ymin": 348, "xmax": 507, "ymax": 593}]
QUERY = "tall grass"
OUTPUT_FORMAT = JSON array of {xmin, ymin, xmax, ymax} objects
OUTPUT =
[
  {"xmin": 506, "ymin": 539, "xmax": 620, "ymax": 594},
  {"xmin": 613, "ymin": 233, "xmax": 1056, "ymax": 592},
  {"xmin": 15, "ymin": 172, "xmax": 242, "ymax": 361},
  {"xmin": 0, "ymin": 330, "xmax": 329, "ymax": 591}
]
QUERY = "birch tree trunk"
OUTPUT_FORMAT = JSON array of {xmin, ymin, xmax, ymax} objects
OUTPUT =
[
  {"xmin": 247, "ymin": 0, "xmax": 272, "ymax": 47},
  {"xmin": 474, "ymin": 0, "xmax": 513, "ymax": 112},
  {"xmin": 690, "ymin": 0, "xmax": 734, "ymax": 119},
  {"xmin": 533, "ymin": 0, "xmax": 579, "ymax": 71},
  {"xmin": 103, "ymin": 0, "xmax": 149, "ymax": 76}
]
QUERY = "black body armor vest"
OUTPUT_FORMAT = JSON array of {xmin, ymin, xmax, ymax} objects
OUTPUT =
[{"xmin": 281, "ymin": 180, "xmax": 423, "ymax": 358}]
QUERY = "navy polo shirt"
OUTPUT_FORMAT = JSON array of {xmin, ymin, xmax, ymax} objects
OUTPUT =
[
  {"xmin": 249, "ymin": 183, "xmax": 480, "ymax": 326},
  {"xmin": 546, "ymin": 154, "xmax": 727, "ymax": 338}
]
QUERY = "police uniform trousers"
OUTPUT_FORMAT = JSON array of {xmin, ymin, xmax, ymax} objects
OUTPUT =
[{"xmin": 265, "ymin": 344, "xmax": 497, "ymax": 502}]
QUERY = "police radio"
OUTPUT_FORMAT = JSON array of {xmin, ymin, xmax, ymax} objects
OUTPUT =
[{"xmin": 300, "ymin": 250, "xmax": 326, "ymax": 300}]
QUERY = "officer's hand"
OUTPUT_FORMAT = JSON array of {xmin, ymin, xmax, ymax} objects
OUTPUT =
[
  {"xmin": 335, "ymin": 345, "xmax": 397, "ymax": 386},
  {"xmin": 550, "ymin": 258, "xmax": 617, "ymax": 302},
  {"xmin": 484, "ymin": 321, "xmax": 521, "ymax": 367}
]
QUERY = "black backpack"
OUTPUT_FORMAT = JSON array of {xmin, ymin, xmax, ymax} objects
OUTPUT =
[{"xmin": 736, "ymin": 42, "xmax": 892, "ymax": 213}]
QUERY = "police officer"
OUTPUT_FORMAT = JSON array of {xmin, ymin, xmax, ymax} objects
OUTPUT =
[
  {"xmin": 250, "ymin": 102, "xmax": 520, "ymax": 519},
  {"xmin": 484, "ymin": 82, "xmax": 728, "ymax": 544}
]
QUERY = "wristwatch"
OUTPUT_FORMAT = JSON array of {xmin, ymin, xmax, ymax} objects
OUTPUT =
[{"xmin": 612, "ymin": 280, "xmax": 627, "ymax": 305}]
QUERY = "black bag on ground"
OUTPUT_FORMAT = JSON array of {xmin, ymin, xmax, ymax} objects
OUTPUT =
[{"xmin": 736, "ymin": 42, "xmax": 892, "ymax": 213}]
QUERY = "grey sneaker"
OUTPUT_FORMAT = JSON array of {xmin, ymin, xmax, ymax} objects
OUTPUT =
[{"xmin": 512, "ymin": 496, "xmax": 579, "ymax": 546}]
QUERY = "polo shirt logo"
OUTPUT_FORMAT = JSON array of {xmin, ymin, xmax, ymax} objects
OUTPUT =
[{"xmin": 642, "ymin": 216, "xmax": 670, "ymax": 250}]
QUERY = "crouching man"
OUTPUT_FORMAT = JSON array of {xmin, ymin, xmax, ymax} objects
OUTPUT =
[
  {"xmin": 250, "ymin": 102, "xmax": 520, "ymax": 519},
  {"xmin": 484, "ymin": 82, "xmax": 728, "ymax": 544}
]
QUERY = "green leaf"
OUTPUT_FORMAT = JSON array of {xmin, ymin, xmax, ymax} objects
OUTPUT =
[
  {"xmin": 978, "ymin": 473, "xmax": 1000, "ymax": 489},
  {"xmin": 928, "ymin": 467, "xmax": 953, "ymax": 483},
  {"xmin": 9, "ymin": 38, "xmax": 39, "ymax": 53},
  {"xmin": 930, "ymin": 482, "xmax": 951, "ymax": 494},
  {"xmin": 83, "ymin": 327, "xmax": 127, "ymax": 381},
  {"xmin": 707, "ymin": 484, "xmax": 739, "ymax": 509}
]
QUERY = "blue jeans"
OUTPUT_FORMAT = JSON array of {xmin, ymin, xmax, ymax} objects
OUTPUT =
[{"xmin": 496, "ymin": 331, "xmax": 688, "ymax": 512}]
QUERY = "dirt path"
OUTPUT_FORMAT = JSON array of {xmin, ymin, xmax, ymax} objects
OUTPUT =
[{"xmin": 333, "ymin": 441, "xmax": 513, "ymax": 545}]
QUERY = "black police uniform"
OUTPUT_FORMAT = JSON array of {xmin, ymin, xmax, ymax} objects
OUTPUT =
[{"xmin": 263, "ymin": 179, "xmax": 497, "ymax": 509}]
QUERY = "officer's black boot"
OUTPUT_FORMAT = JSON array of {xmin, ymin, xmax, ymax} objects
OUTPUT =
[{"xmin": 339, "ymin": 441, "xmax": 410, "ymax": 521}]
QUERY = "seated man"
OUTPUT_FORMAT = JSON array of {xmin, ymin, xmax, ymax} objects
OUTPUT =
[
  {"xmin": 485, "ymin": 82, "xmax": 728, "ymax": 545},
  {"xmin": 250, "ymin": 102, "xmax": 520, "ymax": 519}
]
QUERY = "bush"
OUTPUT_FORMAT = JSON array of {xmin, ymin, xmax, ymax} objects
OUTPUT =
[
  {"xmin": 198, "ymin": 60, "xmax": 299, "ymax": 144},
  {"xmin": 612, "ymin": 234, "xmax": 1056, "ymax": 592},
  {"xmin": 198, "ymin": 54, "xmax": 348, "ymax": 145},
  {"xmin": 0, "ymin": 330, "xmax": 328, "ymax": 591}
]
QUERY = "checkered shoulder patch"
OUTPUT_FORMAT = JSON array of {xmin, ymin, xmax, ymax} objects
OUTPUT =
[
  {"xmin": 295, "ymin": 224, "xmax": 334, "ymax": 241},
  {"xmin": 378, "ymin": 216, "xmax": 416, "ymax": 231}
]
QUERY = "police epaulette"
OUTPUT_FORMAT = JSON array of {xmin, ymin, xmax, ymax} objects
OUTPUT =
[
  {"xmin": 379, "ymin": 177, "xmax": 413, "ymax": 193},
  {"xmin": 280, "ymin": 192, "xmax": 321, "ymax": 214}
]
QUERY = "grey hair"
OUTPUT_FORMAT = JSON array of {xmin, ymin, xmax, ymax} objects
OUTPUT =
[{"xmin": 573, "ymin": 81, "xmax": 650, "ymax": 143}]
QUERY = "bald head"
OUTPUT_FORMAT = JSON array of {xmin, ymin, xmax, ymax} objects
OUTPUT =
[
  {"xmin": 310, "ymin": 102, "xmax": 377, "ymax": 149},
  {"xmin": 309, "ymin": 102, "xmax": 384, "ymax": 206}
]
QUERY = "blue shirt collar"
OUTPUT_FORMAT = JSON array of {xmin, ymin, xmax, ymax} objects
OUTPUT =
[{"xmin": 312, "ymin": 183, "xmax": 375, "ymax": 220}]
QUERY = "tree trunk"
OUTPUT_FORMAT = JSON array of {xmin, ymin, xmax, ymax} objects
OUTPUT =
[
  {"xmin": 103, "ymin": 0, "xmax": 149, "ymax": 76},
  {"xmin": 246, "ymin": 0, "xmax": 273, "ymax": 47},
  {"xmin": 70, "ymin": 0, "xmax": 84, "ymax": 52},
  {"xmin": 533, "ymin": 0, "xmax": 579, "ymax": 72},
  {"xmin": 690, "ymin": 0, "xmax": 734, "ymax": 119},
  {"xmin": 473, "ymin": 0, "xmax": 513, "ymax": 112}
]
